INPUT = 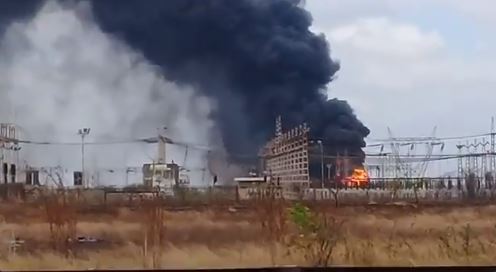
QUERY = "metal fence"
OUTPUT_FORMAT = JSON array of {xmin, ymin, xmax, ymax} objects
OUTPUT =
[{"xmin": 2, "ymin": 181, "xmax": 496, "ymax": 206}]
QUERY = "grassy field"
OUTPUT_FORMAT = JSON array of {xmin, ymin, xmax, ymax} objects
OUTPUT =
[{"xmin": 1, "ymin": 201, "xmax": 496, "ymax": 269}]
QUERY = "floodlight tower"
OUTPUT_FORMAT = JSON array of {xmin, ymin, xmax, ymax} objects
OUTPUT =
[{"xmin": 78, "ymin": 128, "xmax": 91, "ymax": 188}]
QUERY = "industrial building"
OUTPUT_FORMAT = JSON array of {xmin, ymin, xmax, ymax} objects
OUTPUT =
[
  {"xmin": 257, "ymin": 116, "xmax": 310, "ymax": 197},
  {"xmin": 0, "ymin": 121, "xmax": 191, "ymax": 194},
  {"xmin": 142, "ymin": 162, "xmax": 180, "ymax": 194},
  {"xmin": 236, "ymin": 117, "xmax": 334, "ymax": 199},
  {"xmin": 3, "ymin": 115, "xmax": 496, "ymax": 203},
  {"xmin": 0, "ymin": 123, "xmax": 20, "ymax": 184}
]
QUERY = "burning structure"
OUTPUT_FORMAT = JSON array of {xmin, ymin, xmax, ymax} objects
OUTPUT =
[
  {"xmin": 257, "ymin": 117, "xmax": 370, "ymax": 194},
  {"xmin": 341, "ymin": 168, "xmax": 370, "ymax": 187}
]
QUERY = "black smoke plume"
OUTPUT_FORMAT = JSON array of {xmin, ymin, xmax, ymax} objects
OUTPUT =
[
  {"xmin": 90, "ymin": 0, "xmax": 370, "ymax": 162},
  {"xmin": 0, "ymin": 0, "xmax": 370, "ymax": 168}
]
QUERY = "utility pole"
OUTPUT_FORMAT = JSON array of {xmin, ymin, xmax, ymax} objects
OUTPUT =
[
  {"xmin": 380, "ymin": 151, "xmax": 386, "ymax": 179},
  {"xmin": 491, "ymin": 117, "xmax": 495, "ymax": 178},
  {"xmin": 326, "ymin": 164, "xmax": 331, "ymax": 182},
  {"xmin": 473, "ymin": 139, "xmax": 479, "ymax": 176},
  {"xmin": 344, "ymin": 149, "xmax": 349, "ymax": 176},
  {"xmin": 465, "ymin": 140, "xmax": 471, "ymax": 176},
  {"xmin": 14, "ymin": 144, "xmax": 20, "ymax": 168},
  {"xmin": 319, "ymin": 140, "xmax": 324, "ymax": 188},
  {"xmin": 335, "ymin": 152, "xmax": 340, "ymax": 191},
  {"xmin": 310, "ymin": 140, "xmax": 324, "ymax": 188},
  {"xmin": 125, "ymin": 168, "xmax": 129, "ymax": 187},
  {"xmin": 456, "ymin": 144, "xmax": 464, "ymax": 181},
  {"xmin": 78, "ymin": 128, "xmax": 90, "ymax": 188},
  {"xmin": 13, "ymin": 144, "xmax": 20, "ymax": 184},
  {"xmin": 157, "ymin": 127, "xmax": 167, "ymax": 164}
]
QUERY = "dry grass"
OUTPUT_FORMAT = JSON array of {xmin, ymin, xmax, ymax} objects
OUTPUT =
[
  {"xmin": 0, "ymin": 243, "xmax": 305, "ymax": 270},
  {"xmin": 1, "ymin": 203, "xmax": 496, "ymax": 268}
]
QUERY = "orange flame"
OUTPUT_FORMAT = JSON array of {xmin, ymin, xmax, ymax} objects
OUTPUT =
[{"xmin": 343, "ymin": 168, "xmax": 370, "ymax": 187}]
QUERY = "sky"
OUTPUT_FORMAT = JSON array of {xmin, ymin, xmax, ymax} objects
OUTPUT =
[
  {"xmin": 306, "ymin": 0, "xmax": 496, "ymax": 140},
  {"xmin": 305, "ymin": 0, "xmax": 496, "ymax": 176}
]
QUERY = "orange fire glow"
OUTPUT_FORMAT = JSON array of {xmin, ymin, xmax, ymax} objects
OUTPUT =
[{"xmin": 343, "ymin": 168, "xmax": 370, "ymax": 187}]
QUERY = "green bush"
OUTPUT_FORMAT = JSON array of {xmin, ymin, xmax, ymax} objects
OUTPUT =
[{"xmin": 287, "ymin": 203, "xmax": 344, "ymax": 267}]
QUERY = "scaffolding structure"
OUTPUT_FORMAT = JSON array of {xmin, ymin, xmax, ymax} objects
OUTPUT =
[{"xmin": 259, "ymin": 117, "xmax": 310, "ymax": 187}]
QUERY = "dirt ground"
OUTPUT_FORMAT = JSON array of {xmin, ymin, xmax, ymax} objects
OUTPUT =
[{"xmin": 1, "ymin": 202, "xmax": 496, "ymax": 269}]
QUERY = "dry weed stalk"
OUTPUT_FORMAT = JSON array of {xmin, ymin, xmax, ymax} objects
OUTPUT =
[
  {"xmin": 343, "ymin": 237, "xmax": 376, "ymax": 265},
  {"xmin": 254, "ymin": 183, "xmax": 286, "ymax": 265},
  {"xmin": 436, "ymin": 223, "xmax": 487, "ymax": 263},
  {"xmin": 388, "ymin": 180, "xmax": 401, "ymax": 202},
  {"xmin": 140, "ymin": 195, "xmax": 166, "ymax": 268},
  {"xmin": 330, "ymin": 188, "xmax": 340, "ymax": 207},
  {"xmin": 42, "ymin": 188, "xmax": 79, "ymax": 257}
]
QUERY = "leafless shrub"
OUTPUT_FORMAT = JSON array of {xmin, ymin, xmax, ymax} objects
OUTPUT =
[
  {"xmin": 343, "ymin": 237, "xmax": 376, "ymax": 266},
  {"xmin": 388, "ymin": 180, "xmax": 402, "ymax": 202},
  {"xmin": 329, "ymin": 185, "xmax": 340, "ymax": 207},
  {"xmin": 42, "ymin": 188, "xmax": 79, "ymax": 257},
  {"xmin": 140, "ymin": 195, "xmax": 166, "ymax": 268},
  {"xmin": 437, "ymin": 223, "xmax": 484, "ymax": 263},
  {"xmin": 254, "ymin": 183, "xmax": 287, "ymax": 265}
]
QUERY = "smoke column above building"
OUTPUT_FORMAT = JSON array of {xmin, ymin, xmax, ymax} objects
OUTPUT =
[
  {"xmin": 90, "ymin": 0, "xmax": 370, "ymax": 163},
  {"xmin": 0, "ymin": 1, "xmax": 215, "ymax": 185},
  {"xmin": 0, "ymin": 0, "xmax": 370, "ymax": 184}
]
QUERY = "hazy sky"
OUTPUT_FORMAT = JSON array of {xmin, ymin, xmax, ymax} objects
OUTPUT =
[{"xmin": 307, "ymin": 0, "xmax": 496, "ymax": 142}]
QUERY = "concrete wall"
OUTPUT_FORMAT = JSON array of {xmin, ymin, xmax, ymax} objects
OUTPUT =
[{"xmin": 303, "ymin": 188, "xmax": 496, "ymax": 204}]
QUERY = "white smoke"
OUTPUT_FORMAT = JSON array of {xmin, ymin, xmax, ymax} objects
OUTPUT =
[{"xmin": 0, "ymin": 1, "xmax": 216, "ymax": 186}]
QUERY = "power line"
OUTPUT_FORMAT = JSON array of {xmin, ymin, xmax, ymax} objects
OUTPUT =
[
  {"xmin": 11, "ymin": 136, "xmax": 211, "ymax": 149},
  {"xmin": 12, "ymin": 139, "xmax": 489, "ymax": 159},
  {"xmin": 6, "ymin": 128, "xmax": 493, "ymax": 148},
  {"xmin": 367, "ymin": 132, "xmax": 491, "ymax": 143},
  {"xmin": 4, "ymin": 133, "xmax": 496, "ymax": 163}
]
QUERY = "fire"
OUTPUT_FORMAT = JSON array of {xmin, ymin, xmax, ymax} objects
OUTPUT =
[{"xmin": 343, "ymin": 168, "xmax": 370, "ymax": 187}]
